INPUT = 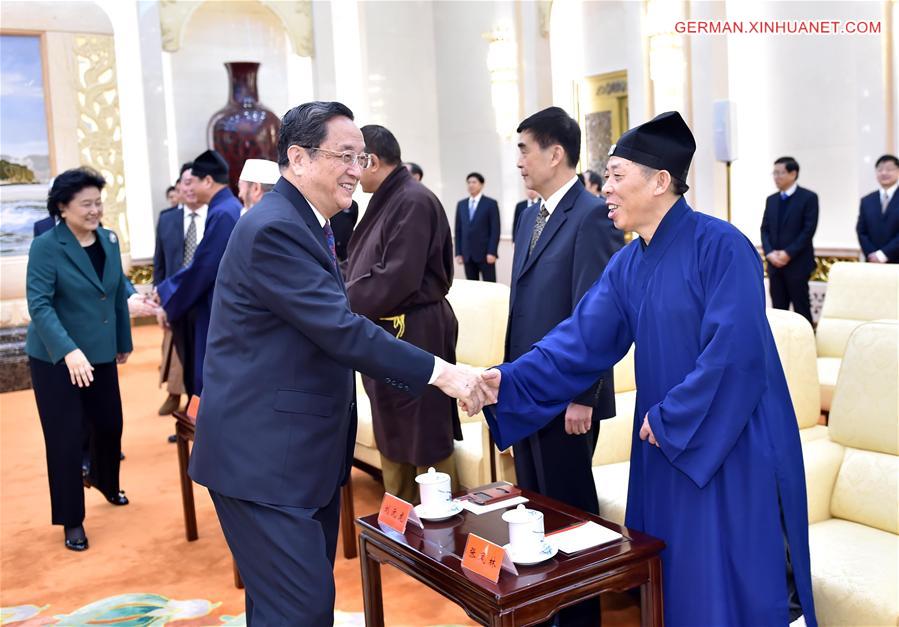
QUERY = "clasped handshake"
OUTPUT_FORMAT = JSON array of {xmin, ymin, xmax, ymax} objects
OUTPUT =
[{"xmin": 432, "ymin": 363, "xmax": 503, "ymax": 416}]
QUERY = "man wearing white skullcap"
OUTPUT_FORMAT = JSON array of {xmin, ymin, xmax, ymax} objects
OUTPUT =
[{"xmin": 238, "ymin": 158, "xmax": 280, "ymax": 214}]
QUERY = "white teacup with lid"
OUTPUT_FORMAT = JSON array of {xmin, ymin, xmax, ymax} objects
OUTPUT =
[
  {"xmin": 502, "ymin": 504, "xmax": 545, "ymax": 554},
  {"xmin": 415, "ymin": 467, "xmax": 452, "ymax": 512}
]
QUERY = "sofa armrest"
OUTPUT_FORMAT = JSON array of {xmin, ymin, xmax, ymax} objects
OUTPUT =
[{"xmin": 802, "ymin": 437, "xmax": 845, "ymax": 524}]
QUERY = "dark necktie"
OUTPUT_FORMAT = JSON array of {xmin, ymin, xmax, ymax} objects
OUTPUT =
[
  {"xmin": 883, "ymin": 192, "xmax": 891, "ymax": 213},
  {"xmin": 528, "ymin": 204, "xmax": 550, "ymax": 255},
  {"xmin": 780, "ymin": 191, "xmax": 788, "ymax": 201},
  {"xmin": 322, "ymin": 221, "xmax": 337, "ymax": 265},
  {"xmin": 182, "ymin": 212, "xmax": 198, "ymax": 267}
]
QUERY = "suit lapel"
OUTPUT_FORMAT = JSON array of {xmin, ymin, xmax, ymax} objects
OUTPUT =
[
  {"xmin": 883, "ymin": 192, "xmax": 899, "ymax": 222},
  {"xmin": 97, "ymin": 228, "xmax": 119, "ymax": 294},
  {"xmin": 274, "ymin": 178, "xmax": 346, "ymax": 290},
  {"xmin": 518, "ymin": 187, "xmax": 577, "ymax": 278},
  {"xmin": 57, "ymin": 222, "xmax": 104, "ymax": 292},
  {"xmin": 769, "ymin": 196, "xmax": 781, "ymax": 243},
  {"xmin": 509, "ymin": 205, "xmax": 535, "ymax": 310}
]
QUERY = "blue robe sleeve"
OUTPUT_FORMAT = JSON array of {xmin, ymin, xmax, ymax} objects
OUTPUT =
[
  {"xmin": 646, "ymin": 230, "xmax": 769, "ymax": 489},
  {"xmin": 485, "ymin": 254, "xmax": 633, "ymax": 450},
  {"xmin": 157, "ymin": 208, "xmax": 237, "ymax": 322}
]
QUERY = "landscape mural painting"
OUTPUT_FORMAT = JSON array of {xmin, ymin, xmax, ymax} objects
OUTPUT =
[{"xmin": 1, "ymin": 33, "xmax": 52, "ymax": 257}]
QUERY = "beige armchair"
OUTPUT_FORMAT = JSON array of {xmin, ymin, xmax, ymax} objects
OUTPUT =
[
  {"xmin": 766, "ymin": 309, "xmax": 827, "ymax": 442},
  {"xmin": 446, "ymin": 279, "xmax": 510, "ymax": 489},
  {"xmin": 816, "ymin": 262, "xmax": 899, "ymax": 412},
  {"xmin": 802, "ymin": 320, "xmax": 898, "ymax": 626},
  {"xmin": 591, "ymin": 345, "xmax": 636, "ymax": 525},
  {"xmin": 592, "ymin": 309, "xmax": 832, "ymax": 526}
]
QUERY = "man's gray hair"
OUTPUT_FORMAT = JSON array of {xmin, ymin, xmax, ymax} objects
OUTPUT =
[{"xmin": 277, "ymin": 101, "xmax": 354, "ymax": 167}]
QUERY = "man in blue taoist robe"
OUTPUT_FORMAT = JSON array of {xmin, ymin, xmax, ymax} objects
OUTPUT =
[
  {"xmin": 156, "ymin": 150, "xmax": 241, "ymax": 395},
  {"xmin": 476, "ymin": 112, "xmax": 817, "ymax": 627}
]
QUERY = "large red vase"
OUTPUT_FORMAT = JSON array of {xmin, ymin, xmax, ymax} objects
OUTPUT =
[{"xmin": 207, "ymin": 62, "xmax": 280, "ymax": 194}]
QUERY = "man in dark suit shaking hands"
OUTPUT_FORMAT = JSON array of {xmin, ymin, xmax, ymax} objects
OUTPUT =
[
  {"xmin": 189, "ymin": 101, "xmax": 485, "ymax": 625},
  {"xmin": 455, "ymin": 172, "xmax": 500, "ymax": 281},
  {"xmin": 507, "ymin": 107, "xmax": 624, "ymax": 626},
  {"xmin": 761, "ymin": 156, "xmax": 819, "ymax": 323},
  {"xmin": 857, "ymin": 154, "xmax": 899, "ymax": 263}
]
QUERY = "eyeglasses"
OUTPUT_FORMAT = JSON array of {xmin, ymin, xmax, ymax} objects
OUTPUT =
[{"xmin": 299, "ymin": 146, "xmax": 373, "ymax": 169}]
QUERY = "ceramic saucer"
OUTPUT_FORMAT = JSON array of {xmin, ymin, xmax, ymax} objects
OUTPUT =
[
  {"xmin": 414, "ymin": 500, "xmax": 463, "ymax": 522},
  {"xmin": 502, "ymin": 540, "xmax": 558, "ymax": 566}
]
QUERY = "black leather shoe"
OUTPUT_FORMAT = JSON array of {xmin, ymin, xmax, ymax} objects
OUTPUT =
[
  {"xmin": 64, "ymin": 526, "xmax": 89, "ymax": 551},
  {"xmin": 65, "ymin": 536, "xmax": 89, "ymax": 551},
  {"xmin": 105, "ymin": 490, "xmax": 129, "ymax": 506}
]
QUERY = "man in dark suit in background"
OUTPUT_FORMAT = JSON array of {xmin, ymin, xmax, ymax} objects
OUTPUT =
[
  {"xmin": 761, "ymin": 156, "xmax": 819, "ymax": 323},
  {"xmin": 583, "ymin": 169, "xmax": 604, "ymax": 197},
  {"xmin": 153, "ymin": 163, "xmax": 202, "ymax": 418},
  {"xmin": 404, "ymin": 161, "xmax": 423, "ymax": 181},
  {"xmin": 857, "ymin": 154, "xmax": 899, "ymax": 263},
  {"xmin": 512, "ymin": 187, "xmax": 540, "ymax": 245},
  {"xmin": 188, "ymin": 101, "xmax": 483, "ymax": 625},
  {"xmin": 156, "ymin": 150, "xmax": 241, "ymax": 395},
  {"xmin": 33, "ymin": 214, "xmax": 55, "ymax": 237},
  {"xmin": 507, "ymin": 106, "xmax": 624, "ymax": 626},
  {"xmin": 454, "ymin": 172, "xmax": 500, "ymax": 281},
  {"xmin": 329, "ymin": 200, "xmax": 358, "ymax": 262}
]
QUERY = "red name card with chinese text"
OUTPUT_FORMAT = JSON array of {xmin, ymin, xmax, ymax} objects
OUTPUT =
[
  {"xmin": 461, "ymin": 533, "xmax": 517, "ymax": 582},
  {"xmin": 377, "ymin": 493, "xmax": 422, "ymax": 534},
  {"xmin": 186, "ymin": 395, "xmax": 200, "ymax": 421}
]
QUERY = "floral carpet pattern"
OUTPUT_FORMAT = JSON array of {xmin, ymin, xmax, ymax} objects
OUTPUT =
[{"xmin": 1, "ymin": 593, "xmax": 466, "ymax": 627}]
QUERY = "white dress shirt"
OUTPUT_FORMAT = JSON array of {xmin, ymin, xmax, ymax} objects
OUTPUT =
[{"xmin": 542, "ymin": 175, "xmax": 579, "ymax": 216}]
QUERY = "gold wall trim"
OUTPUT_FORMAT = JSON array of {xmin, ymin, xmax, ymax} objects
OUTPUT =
[
  {"xmin": 74, "ymin": 34, "xmax": 129, "ymax": 253},
  {"xmin": 127, "ymin": 263, "xmax": 154, "ymax": 286},
  {"xmin": 577, "ymin": 70, "xmax": 629, "ymax": 177},
  {"xmin": 811, "ymin": 255, "xmax": 860, "ymax": 282},
  {"xmin": 160, "ymin": 0, "xmax": 314, "ymax": 57},
  {"xmin": 757, "ymin": 247, "xmax": 860, "ymax": 282}
]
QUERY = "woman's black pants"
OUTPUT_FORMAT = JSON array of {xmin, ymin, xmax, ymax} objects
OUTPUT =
[{"xmin": 29, "ymin": 357, "xmax": 123, "ymax": 527}]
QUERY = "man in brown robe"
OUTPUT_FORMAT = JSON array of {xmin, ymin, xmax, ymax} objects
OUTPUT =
[{"xmin": 345, "ymin": 124, "xmax": 461, "ymax": 502}]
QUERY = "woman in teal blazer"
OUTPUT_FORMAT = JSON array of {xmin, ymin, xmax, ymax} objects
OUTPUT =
[{"xmin": 26, "ymin": 167, "xmax": 133, "ymax": 552}]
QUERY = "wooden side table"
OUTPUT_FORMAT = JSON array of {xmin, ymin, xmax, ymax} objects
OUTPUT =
[
  {"xmin": 356, "ymin": 488, "xmax": 664, "ymax": 626},
  {"xmin": 173, "ymin": 409, "xmax": 358, "ymax": 580}
]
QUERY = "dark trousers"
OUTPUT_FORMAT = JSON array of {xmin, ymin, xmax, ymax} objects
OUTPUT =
[
  {"xmin": 513, "ymin": 414, "xmax": 602, "ymax": 627},
  {"xmin": 210, "ymin": 487, "xmax": 341, "ymax": 626},
  {"xmin": 769, "ymin": 271, "xmax": 812, "ymax": 324},
  {"xmin": 463, "ymin": 259, "xmax": 496, "ymax": 282},
  {"xmin": 171, "ymin": 309, "xmax": 197, "ymax": 397},
  {"xmin": 29, "ymin": 357, "xmax": 123, "ymax": 526}
]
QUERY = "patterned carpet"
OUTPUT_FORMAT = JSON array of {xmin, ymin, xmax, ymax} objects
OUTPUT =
[{"xmin": 2, "ymin": 594, "xmax": 467, "ymax": 626}]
